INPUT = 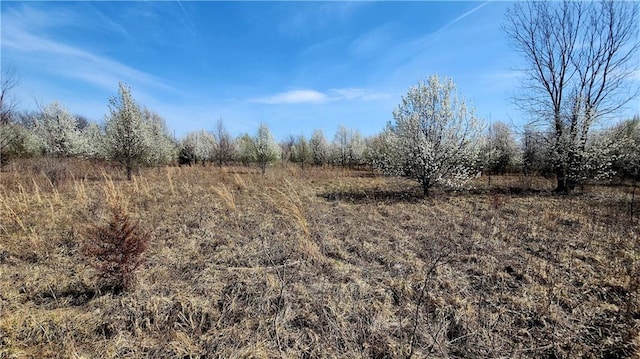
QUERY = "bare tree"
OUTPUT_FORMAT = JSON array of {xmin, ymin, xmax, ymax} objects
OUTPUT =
[
  {"xmin": 279, "ymin": 135, "xmax": 295, "ymax": 163},
  {"xmin": 504, "ymin": 0, "xmax": 639, "ymax": 192},
  {"xmin": 1, "ymin": 66, "xmax": 19, "ymax": 125},
  {"xmin": 214, "ymin": 118, "xmax": 234, "ymax": 167}
]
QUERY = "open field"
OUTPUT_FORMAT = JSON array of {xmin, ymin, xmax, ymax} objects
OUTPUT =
[{"xmin": 1, "ymin": 159, "xmax": 639, "ymax": 358}]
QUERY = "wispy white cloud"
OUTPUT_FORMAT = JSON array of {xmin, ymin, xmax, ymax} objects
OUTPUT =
[
  {"xmin": 328, "ymin": 88, "xmax": 390, "ymax": 101},
  {"xmin": 251, "ymin": 88, "xmax": 390, "ymax": 105},
  {"xmin": 175, "ymin": 0, "xmax": 197, "ymax": 34},
  {"xmin": 348, "ymin": 23, "xmax": 396, "ymax": 58},
  {"xmin": 436, "ymin": 1, "xmax": 492, "ymax": 34},
  {"xmin": 2, "ymin": 4, "xmax": 174, "ymax": 96},
  {"xmin": 279, "ymin": 2, "xmax": 366, "ymax": 37}
]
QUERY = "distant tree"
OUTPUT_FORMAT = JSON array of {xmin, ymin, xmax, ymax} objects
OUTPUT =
[
  {"xmin": 0, "ymin": 66, "xmax": 21, "ymax": 166},
  {"xmin": 15, "ymin": 111, "xmax": 38, "ymax": 129},
  {"xmin": 609, "ymin": 116, "xmax": 640, "ymax": 181},
  {"xmin": 253, "ymin": 123, "xmax": 281, "ymax": 175},
  {"xmin": 332, "ymin": 125, "xmax": 350, "ymax": 168},
  {"xmin": 79, "ymin": 121, "xmax": 105, "ymax": 160},
  {"xmin": 521, "ymin": 125, "xmax": 550, "ymax": 177},
  {"xmin": 142, "ymin": 108, "xmax": 176, "ymax": 166},
  {"xmin": 0, "ymin": 121, "xmax": 40, "ymax": 167},
  {"xmin": 347, "ymin": 130, "xmax": 365, "ymax": 168},
  {"xmin": 482, "ymin": 121, "xmax": 521, "ymax": 175},
  {"xmin": 103, "ymin": 82, "xmax": 149, "ymax": 180},
  {"xmin": 609, "ymin": 116, "xmax": 640, "ymax": 214},
  {"xmin": 34, "ymin": 101, "xmax": 84, "ymax": 157},
  {"xmin": 364, "ymin": 127, "xmax": 397, "ymax": 172},
  {"xmin": 75, "ymin": 115, "xmax": 90, "ymax": 131},
  {"xmin": 279, "ymin": 135, "xmax": 295, "ymax": 163},
  {"xmin": 375, "ymin": 75, "xmax": 483, "ymax": 195},
  {"xmin": 331, "ymin": 125, "xmax": 364, "ymax": 168},
  {"xmin": 181, "ymin": 130, "xmax": 216, "ymax": 166},
  {"xmin": 291, "ymin": 134, "xmax": 312, "ymax": 170},
  {"xmin": 214, "ymin": 118, "xmax": 234, "ymax": 167},
  {"xmin": 235, "ymin": 133, "xmax": 255, "ymax": 166},
  {"xmin": 504, "ymin": 0, "xmax": 639, "ymax": 192},
  {"xmin": 309, "ymin": 129, "xmax": 329, "ymax": 166}
]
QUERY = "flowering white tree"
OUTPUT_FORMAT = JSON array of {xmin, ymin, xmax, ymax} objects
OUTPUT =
[
  {"xmin": 34, "ymin": 101, "xmax": 84, "ymax": 157},
  {"xmin": 309, "ymin": 129, "xmax": 329, "ymax": 166},
  {"xmin": 253, "ymin": 123, "xmax": 280, "ymax": 175},
  {"xmin": 142, "ymin": 108, "xmax": 176, "ymax": 166},
  {"xmin": 103, "ymin": 82, "xmax": 149, "ymax": 180},
  {"xmin": 365, "ymin": 127, "xmax": 398, "ymax": 172},
  {"xmin": 609, "ymin": 117, "xmax": 640, "ymax": 180},
  {"xmin": 79, "ymin": 121, "xmax": 105, "ymax": 160},
  {"xmin": 610, "ymin": 116, "xmax": 640, "ymax": 214},
  {"xmin": 181, "ymin": 130, "xmax": 216, "ymax": 166},
  {"xmin": 235, "ymin": 133, "xmax": 255, "ymax": 166},
  {"xmin": 0, "ymin": 121, "xmax": 40, "ymax": 166},
  {"xmin": 376, "ymin": 75, "xmax": 483, "ymax": 195}
]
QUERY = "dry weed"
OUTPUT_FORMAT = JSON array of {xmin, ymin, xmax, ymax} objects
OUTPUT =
[{"xmin": 0, "ymin": 160, "xmax": 638, "ymax": 358}]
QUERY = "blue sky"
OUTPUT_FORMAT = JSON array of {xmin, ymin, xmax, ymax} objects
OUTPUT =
[{"xmin": 3, "ymin": 1, "xmax": 631, "ymax": 140}]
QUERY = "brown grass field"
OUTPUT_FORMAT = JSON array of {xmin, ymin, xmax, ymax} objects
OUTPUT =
[{"xmin": 1, "ymin": 159, "xmax": 638, "ymax": 358}]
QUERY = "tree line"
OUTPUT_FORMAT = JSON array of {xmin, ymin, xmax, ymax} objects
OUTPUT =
[
  {"xmin": 1, "ymin": 76, "xmax": 638, "ymax": 194},
  {"xmin": 1, "ymin": 0, "xmax": 638, "ymax": 195}
]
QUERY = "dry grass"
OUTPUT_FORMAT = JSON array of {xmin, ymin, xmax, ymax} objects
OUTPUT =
[{"xmin": 1, "ymin": 159, "xmax": 638, "ymax": 358}]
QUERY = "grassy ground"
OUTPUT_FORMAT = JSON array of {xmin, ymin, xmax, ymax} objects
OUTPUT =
[{"xmin": 1, "ymin": 159, "xmax": 638, "ymax": 358}]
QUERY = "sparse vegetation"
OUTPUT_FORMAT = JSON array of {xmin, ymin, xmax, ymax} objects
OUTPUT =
[{"xmin": 1, "ymin": 159, "xmax": 638, "ymax": 358}]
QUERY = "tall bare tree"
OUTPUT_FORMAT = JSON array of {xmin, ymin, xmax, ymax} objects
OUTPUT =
[{"xmin": 504, "ymin": 0, "xmax": 639, "ymax": 192}]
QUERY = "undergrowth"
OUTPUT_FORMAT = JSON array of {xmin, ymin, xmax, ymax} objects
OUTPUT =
[{"xmin": 0, "ymin": 159, "xmax": 638, "ymax": 358}]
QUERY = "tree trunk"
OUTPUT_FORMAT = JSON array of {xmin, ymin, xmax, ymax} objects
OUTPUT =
[
  {"xmin": 555, "ymin": 166, "xmax": 569, "ymax": 193},
  {"xmin": 631, "ymin": 176, "xmax": 637, "ymax": 218},
  {"xmin": 126, "ymin": 158, "xmax": 132, "ymax": 181},
  {"xmin": 421, "ymin": 177, "xmax": 430, "ymax": 197}
]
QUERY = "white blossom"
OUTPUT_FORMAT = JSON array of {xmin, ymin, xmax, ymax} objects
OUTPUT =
[
  {"xmin": 103, "ymin": 82, "xmax": 149, "ymax": 180},
  {"xmin": 34, "ymin": 101, "xmax": 83, "ymax": 157},
  {"xmin": 253, "ymin": 123, "xmax": 280, "ymax": 175},
  {"xmin": 309, "ymin": 129, "xmax": 329, "ymax": 166},
  {"xmin": 376, "ymin": 75, "xmax": 483, "ymax": 195}
]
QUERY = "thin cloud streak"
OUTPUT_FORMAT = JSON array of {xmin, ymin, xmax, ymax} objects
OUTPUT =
[
  {"xmin": 3, "ymin": 21, "xmax": 176, "ymax": 98},
  {"xmin": 436, "ymin": 1, "xmax": 492, "ymax": 34},
  {"xmin": 252, "ymin": 90, "xmax": 328, "ymax": 105},
  {"xmin": 251, "ymin": 88, "xmax": 390, "ymax": 105},
  {"xmin": 176, "ymin": 0, "xmax": 197, "ymax": 34}
]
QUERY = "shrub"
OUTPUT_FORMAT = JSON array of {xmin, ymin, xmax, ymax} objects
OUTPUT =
[{"xmin": 83, "ymin": 204, "xmax": 150, "ymax": 294}]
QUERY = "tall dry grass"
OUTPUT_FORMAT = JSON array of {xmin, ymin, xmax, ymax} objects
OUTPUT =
[{"xmin": 1, "ymin": 159, "xmax": 638, "ymax": 358}]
